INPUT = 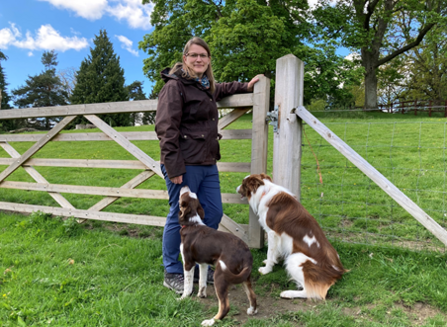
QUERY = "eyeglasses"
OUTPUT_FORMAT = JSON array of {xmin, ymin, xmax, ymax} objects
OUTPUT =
[{"xmin": 186, "ymin": 53, "xmax": 209, "ymax": 59}]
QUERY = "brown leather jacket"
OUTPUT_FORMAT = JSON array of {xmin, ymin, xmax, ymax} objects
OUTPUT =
[{"xmin": 155, "ymin": 68, "xmax": 249, "ymax": 179}]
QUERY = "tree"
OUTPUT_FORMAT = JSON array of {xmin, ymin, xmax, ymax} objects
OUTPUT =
[
  {"xmin": 12, "ymin": 50, "xmax": 68, "ymax": 129},
  {"xmin": 0, "ymin": 51, "xmax": 15, "ymax": 131},
  {"xmin": 58, "ymin": 66, "xmax": 77, "ymax": 98},
  {"xmin": 140, "ymin": 0, "xmax": 361, "ymax": 105},
  {"xmin": 313, "ymin": 0, "xmax": 447, "ymax": 109},
  {"xmin": 0, "ymin": 51, "xmax": 11, "ymax": 110},
  {"xmin": 71, "ymin": 30, "xmax": 130, "ymax": 127},
  {"xmin": 126, "ymin": 81, "xmax": 149, "ymax": 125},
  {"xmin": 400, "ymin": 27, "xmax": 447, "ymax": 101}
]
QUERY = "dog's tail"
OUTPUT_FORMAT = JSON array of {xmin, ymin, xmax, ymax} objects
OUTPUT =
[
  {"xmin": 218, "ymin": 260, "xmax": 251, "ymax": 284},
  {"xmin": 301, "ymin": 260, "xmax": 344, "ymax": 300}
]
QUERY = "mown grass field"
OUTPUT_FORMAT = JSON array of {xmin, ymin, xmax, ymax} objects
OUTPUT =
[{"xmin": 1, "ymin": 110, "xmax": 447, "ymax": 326}]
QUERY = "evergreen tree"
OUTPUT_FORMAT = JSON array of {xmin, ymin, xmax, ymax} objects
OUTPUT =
[
  {"xmin": 126, "ymin": 81, "xmax": 148, "ymax": 126},
  {"xmin": 12, "ymin": 50, "xmax": 68, "ymax": 129},
  {"xmin": 71, "ymin": 30, "xmax": 130, "ymax": 127},
  {"xmin": 0, "ymin": 51, "xmax": 12, "ymax": 110},
  {"xmin": 0, "ymin": 51, "xmax": 15, "ymax": 131}
]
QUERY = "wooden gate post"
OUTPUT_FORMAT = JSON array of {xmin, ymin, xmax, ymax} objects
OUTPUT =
[
  {"xmin": 248, "ymin": 75, "xmax": 270, "ymax": 248},
  {"xmin": 273, "ymin": 54, "xmax": 304, "ymax": 198}
]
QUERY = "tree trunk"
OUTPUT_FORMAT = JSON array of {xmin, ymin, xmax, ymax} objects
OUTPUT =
[
  {"xmin": 364, "ymin": 65, "xmax": 378, "ymax": 110},
  {"xmin": 362, "ymin": 49, "xmax": 379, "ymax": 110}
]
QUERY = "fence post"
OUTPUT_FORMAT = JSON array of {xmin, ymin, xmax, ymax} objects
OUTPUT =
[
  {"xmin": 445, "ymin": 100, "xmax": 447, "ymax": 118},
  {"xmin": 248, "ymin": 75, "xmax": 270, "ymax": 248},
  {"xmin": 273, "ymin": 54, "xmax": 303, "ymax": 198}
]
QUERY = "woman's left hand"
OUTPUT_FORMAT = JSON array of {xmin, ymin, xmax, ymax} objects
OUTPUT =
[{"xmin": 247, "ymin": 74, "xmax": 264, "ymax": 92}]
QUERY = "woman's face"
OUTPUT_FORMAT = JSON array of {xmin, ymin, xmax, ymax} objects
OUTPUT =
[{"xmin": 183, "ymin": 44, "xmax": 210, "ymax": 79}]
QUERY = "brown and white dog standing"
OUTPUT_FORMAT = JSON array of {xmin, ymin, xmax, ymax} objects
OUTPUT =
[
  {"xmin": 237, "ymin": 174, "xmax": 346, "ymax": 300},
  {"xmin": 178, "ymin": 186, "xmax": 257, "ymax": 326}
]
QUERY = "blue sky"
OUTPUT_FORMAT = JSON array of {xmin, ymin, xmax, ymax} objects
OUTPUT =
[{"xmin": 1, "ymin": 0, "xmax": 155, "ymax": 103}]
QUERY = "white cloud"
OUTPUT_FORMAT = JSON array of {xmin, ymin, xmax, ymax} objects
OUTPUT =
[
  {"xmin": 0, "ymin": 23, "xmax": 20, "ymax": 49},
  {"xmin": 345, "ymin": 52, "xmax": 361, "ymax": 61},
  {"xmin": 0, "ymin": 23, "xmax": 89, "ymax": 52},
  {"xmin": 107, "ymin": 0, "xmax": 153, "ymax": 30},
  {"xmin": 116, "ymin": 34, "xmax": 139, "ymax": 56},
  {"xmin": 40, "ymin": 0, "xmax": 153, "ymax": 30},
  {"xmin": 39, "ymin": 0, "xmax": 108, "ymax": 20}
]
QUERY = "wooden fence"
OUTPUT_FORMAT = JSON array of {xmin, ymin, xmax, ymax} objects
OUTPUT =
[
  {"xmin": 0, "ymin": 76, "xmax": 270, "ymax": 248},
  {"xmin": 273, "ymin": 54, "xmax": 447, "ymax": 248},
  {"xmin": 380, "ymin": 99, "xmax": 447, "ymax": 116}
]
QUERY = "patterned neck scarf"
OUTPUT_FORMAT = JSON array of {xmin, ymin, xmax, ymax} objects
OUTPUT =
[{"xmin": 182, "ymin": 68, "xmax": 210, "ymax": 89}]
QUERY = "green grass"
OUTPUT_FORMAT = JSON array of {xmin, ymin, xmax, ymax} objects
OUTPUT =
[
  {"xmin": 1, "ymin": 110, "xmax": 447, "ymax": 325},
  {"xmin": 0, "ymin": 211, "xmax": 446, "ymax": 326}
]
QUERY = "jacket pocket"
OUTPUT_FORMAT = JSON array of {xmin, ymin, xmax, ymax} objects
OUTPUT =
[{"xmin": 179, "ymin": 131, "xmax": 207, "ymax": 163}]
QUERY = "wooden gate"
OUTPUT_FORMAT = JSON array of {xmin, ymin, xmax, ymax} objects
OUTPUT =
[
  {"xmin": 0, "ymin": 76, "xmax": 270, "ymax": 248},
  {"xmin": 272, "ymin": 54, "xmax": 447, "ymax": 247}
]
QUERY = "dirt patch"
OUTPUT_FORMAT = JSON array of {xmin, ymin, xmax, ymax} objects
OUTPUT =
[
  {"xmin": 195, "ymin": 283, "xmax": 313, "ymax": 325},
  {"xmin": 193, "ymin": 285, "xmax": 446, "ymax": 326},
  {"xmin": 397, "ymin": 302, "xmax": 445, "ymax": 326}
]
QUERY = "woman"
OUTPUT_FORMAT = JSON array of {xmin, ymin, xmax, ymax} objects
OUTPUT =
[{"xmin": 155, "ymin": 37, "xmax": 261, "ymax": 293}]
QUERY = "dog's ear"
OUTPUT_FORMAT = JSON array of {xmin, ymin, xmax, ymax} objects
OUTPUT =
[
  {"xmin": 246, "ymin": 175, "xmax": 265, "ymax": 192},
  {"xmin": 197, "ymin": 205, "xmax": 205, "ymax": 220},
  {"xmin": 179, "ymin": 200, "xmax": 191, "ymax": 219},
  {"xmin": 259, "ymin": 173, "xmax": 272, "ymax": 182}
]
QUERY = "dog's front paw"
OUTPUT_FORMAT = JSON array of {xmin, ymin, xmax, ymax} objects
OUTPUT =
[
  {"xmin": 197, "ymin": 286, "xmax": 207, "ymax": 298},
  {"xmin": 201, "ymin": 318, "xmax": 215, "ymax": 326},
  {"xmin": 258, "ymin": 266, "xmax": 272, "ymax": 275},
  {"xmin": 280, "ymin": 290, "xmax": 298, "ymax": 299},
  {"xmin": 264, "ymin": 258, "xmax": 278, "ymax": 265},
  {"xmin": 247, "ymin": 307, "xmax": 257, "ymax": 315}
]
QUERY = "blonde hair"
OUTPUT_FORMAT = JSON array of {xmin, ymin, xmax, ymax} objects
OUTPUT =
[{"xmin": 169, "ymin": 37, "xmax": 216, "ymax": 94}]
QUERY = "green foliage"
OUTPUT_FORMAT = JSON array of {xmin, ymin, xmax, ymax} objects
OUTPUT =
[
  {"xmin": 313, "ymin": 0, "xmax": 447, "ymax": 108},
  {"xmin": 401, "ymin": 27, "xmax": 447, "ymax": 101},
  {"xmin": 139, "ymin": 0, "xmax": 360, "ymax": 105},
  {"xmin": 11, "ymin": 51, "xmax": 68, "ymax": 129},
  {"xmin": 62, "ymin": 216, "xmax": 82, "ymax": 236},
  {"xmin": 126, "ymin": 81, "xmax": 153, "ymax": 126},
  {"xmin": 71, "ymin": 30, "xmax": 130, "ymax": 127},
  {"xmin": 0, "ymin": 52, "xmax": 14, "ymax": 131},
  {"xmin": 126, "ymin": 81, "xmax": 147, "ymax": 101}
]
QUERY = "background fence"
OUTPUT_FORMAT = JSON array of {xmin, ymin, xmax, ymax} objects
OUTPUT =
[{"xmin": 300, "ymin": 120, "xmax": 447, "ymax": 252}]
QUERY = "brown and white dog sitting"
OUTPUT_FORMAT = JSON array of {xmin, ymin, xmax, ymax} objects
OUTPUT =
[
  {"xmin": 178, "ymin": 186, "xmax": 257, "ymax": 326},
  {"xmin": 237, "ymin": 174, "xmax": 346, "ymax": 300}
]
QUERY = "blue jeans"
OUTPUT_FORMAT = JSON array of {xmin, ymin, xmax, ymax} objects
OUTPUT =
[{"xmin": 161, "ymin": 164, "xmax": 223, "ymax": 274}]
